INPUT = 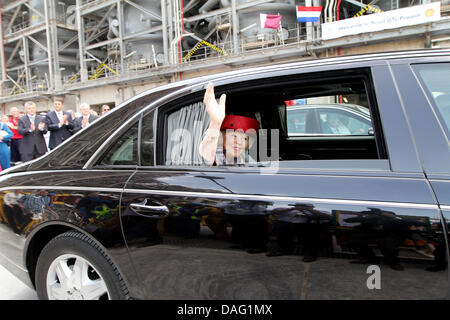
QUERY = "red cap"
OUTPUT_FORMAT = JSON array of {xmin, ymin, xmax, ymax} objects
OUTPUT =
[{"xmin": 221, "ymin": 114, "xmax": 260, "ymax": 132}]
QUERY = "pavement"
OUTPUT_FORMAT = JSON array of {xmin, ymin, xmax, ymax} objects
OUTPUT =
[{"xmin": 0, "ymin": 264, "xmax": 37, "ymax": 300}]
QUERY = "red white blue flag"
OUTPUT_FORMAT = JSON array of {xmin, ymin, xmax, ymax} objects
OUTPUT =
[{"xmin": 296, "ymin": 6, "xmax": 323, "ymax": 23}]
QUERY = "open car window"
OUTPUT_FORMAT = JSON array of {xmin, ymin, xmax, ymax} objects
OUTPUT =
[{"xmin": 158, "ymin": 68, "xmax": 386, "ymax": 167}]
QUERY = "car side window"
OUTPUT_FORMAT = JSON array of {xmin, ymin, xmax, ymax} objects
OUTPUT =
[
  {"xmin": 158, "ymin": 69, "xmax": 386, "ymax": 167},
  {"xmin": 98, "ymin": 121, "xmax": 139, "ymax": 166},
  {"xmin": 316, "ymin": 108, "xmax": 372, "ymax": 136},
  {"xmin": 286, "ymin": 108, "xmax": 308, "ymax": 134},
  {"xmin": 412, "ymin": 63, "xmax": 450, "ymax": 136},
  {"xmin": 141, "ymin": 111, "xmax": 155, "ymax": 166}
]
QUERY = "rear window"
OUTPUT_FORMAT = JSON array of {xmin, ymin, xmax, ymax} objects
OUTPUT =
[
  {"xmin": 413, "ymin": 63, "xmax": 450, "ymax": 136},
  {"xmin": 158, "ymin": 68, "xmax": 387, "ymax": 167}
]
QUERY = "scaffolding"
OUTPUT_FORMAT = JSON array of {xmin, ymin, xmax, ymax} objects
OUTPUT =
[{"xmin": 1, "ymin": 0, "xmax": 450, "ymax": 104}]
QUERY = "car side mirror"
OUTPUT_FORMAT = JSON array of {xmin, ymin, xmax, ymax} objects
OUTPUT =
[{"xmin": 368, "ymin": 128, "xmax": 374, "ymax": 135}]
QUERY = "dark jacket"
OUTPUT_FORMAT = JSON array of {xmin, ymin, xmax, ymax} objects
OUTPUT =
[
  {"xmin": 45, "ymin": 110, "xmax": 74, "ymax": 150},
  {"xmin": 72, "ymin": 114, "xmax": 99, "ymax": 134},
  {"xmin": 17, "ymin": 114, "xmax": 48, "ymax": 159}
]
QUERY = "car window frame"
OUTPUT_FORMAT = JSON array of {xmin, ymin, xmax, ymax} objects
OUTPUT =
[
  {"xmin": 151, "ymin": 67, "xmax": 390, "ymax": 172},
  {"xmin": 140, "ymin": 108, "xmax": 157, "ymax": 167},
  {"xmin": 93, "ymin": 114, "xmax": 143, "ymax": 169}
]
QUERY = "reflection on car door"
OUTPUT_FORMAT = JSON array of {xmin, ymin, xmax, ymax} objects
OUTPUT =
[{"xmin": 120, "ymin": 167, "xmax": 448, "ymax": 299}]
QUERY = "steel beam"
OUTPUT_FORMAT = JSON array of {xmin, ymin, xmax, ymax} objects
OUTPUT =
[
  {"xmin": 79, "ymin": 0, "xmax": 118, "ymax": 15},
  {"xmin": 122, "ymin": 24, "xmax": 163, "ymax": 41},
  {"xmin": 183, "ymin": 0, "xmax": 276, "ymax": 23},
  {"xmin": 161, "ymin": 0, "xmax": 169, "ymax": 65},
  {"xmin": 76, "ymin": 0, "xmax": 88, "ymax": 83},
  {"xmin": 23, "ymin": 2, "xmax": 44, "ymax": 19},
  {"xmin": 44, "ymin": 0, "xmax": 62, "ymax": 91},
  {"xmin": 231, "ymin": 0, "xmax": 240, "ymax": 54},
  {"xmin": 3, "ymin": 23, "xmax": 46, "ymax": 43},
  {"xmin": 7, "ymin": 58, "xmax": 48, "ymax": 71},
  {"xmin": 86, "ymin": 3, "xmax": 115, "ymax": 43},
  {"xmin": 22, "ymin": 35, "xmax": 31, "ymax": 90},
  {"xmin": 0, "ymin": 0, "xmax": 8, "ymax": 101},
  {"xmin": 124, "ymin": 0, "xmax": 162, "ymax": 21},
  {"xmin": 6, "ymin": 6, "xmax": 21, "ymax": 34},
  {"xmin": 0, "ymin": 0, "xmax": 29, "ymax": 13},
  {"xmin": 6, "ymin": 39, "xmax": 21, "ymax": 66},
  {"xmin": 117, "ymin": 0, "xmax": 125, "ymax": 73},
  {"xmin": 59, "ymin": 34, "xmax": 79, "ymax": 52},
  {"xmin": 86, "ymin": 38, "xmax": 119, "ymax": 50},
  {"xmin": 27, "ymin": 35, "xmax": 48, "ymax": 52}
]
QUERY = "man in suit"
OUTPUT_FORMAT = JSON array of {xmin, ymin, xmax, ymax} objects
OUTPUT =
[
  {"xmin": 73, "ymin": 103, "xmax": 98, "ymax": 134},
  {"xmin": 17, "ymin": 101, "xmax": 48, "ymax": 162},
  {"xmin": 45, "ymin": 97, "xmax": 74, "ymax": 150}
]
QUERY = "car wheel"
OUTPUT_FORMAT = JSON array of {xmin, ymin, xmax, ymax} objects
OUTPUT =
[{"xmin": 35, "ymin": 231, "xmax": 130, "ymax": 300}]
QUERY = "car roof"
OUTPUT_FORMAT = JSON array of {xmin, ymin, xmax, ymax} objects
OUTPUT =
[{"xmin": 117, "ymin": 48, "xmax": 450, "ymax": 114}]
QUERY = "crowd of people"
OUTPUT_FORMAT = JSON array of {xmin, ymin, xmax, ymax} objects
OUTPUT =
[{"xmin": 0, "ymin": 98, "xmax": 111, "ymax": 172}]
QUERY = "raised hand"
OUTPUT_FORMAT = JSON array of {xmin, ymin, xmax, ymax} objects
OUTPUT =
[
  {"xmin": 82, "ymin": 117, "xmax": 89, "ymax": 128},
  {"xmin": 203, "ymin": 82, "xmax": 226, "ymax": 128}
]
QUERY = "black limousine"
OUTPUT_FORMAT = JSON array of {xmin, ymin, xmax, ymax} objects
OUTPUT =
[{"xmin": 0, "ymin": 49, "xmax": 449, "ymax": 300}]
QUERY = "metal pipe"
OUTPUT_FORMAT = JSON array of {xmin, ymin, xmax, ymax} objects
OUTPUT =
[
  {"xmin": 240, "ymin": 3, "xmax": 296, "ymax": 13},
  {"xmin": 6, "ymin": 6, "xmax": 21, "ymax": 34},
  {"xmin": 178, "ymin": 0, "xmax": 186, "ymax": 80},
  {"xmin": 22, "ymin": 36, "xmax": 31, "ymax": 90},
  {"xmin": 124, "ymin": 0, "xmax": 162, "ymax": 21},
  {"xmin": 0, "ymin": 0, "xmax": 7, "ymax": 105},
  {"xmin": 44, "ymin": 0, "xmax": 55, "ymax": 90},
  {"xmin": 328, "ymin": 0, "xmax": 335, "ymax": 22},
  {"xmin": 199, "ymin": 0, "xmax": 220, "ymax": 14},
  {"xmin": 167, "ymin": 0, "xmax": 174, "ymax": 60},
  {"xmin": 117, "ymin": 0, "xmax": 125, "ymax": 73},
  {"xmin": 336, "ymin": 0, "xmax": 342, "ymax": 20},
  {"xmin": 161, "ymin": 0, "xmax": 169, "ymax": 64},
  {"xmin": 76, "ymin": 0, "xmax": 88, "ymax": 82},
  {"xmin": 231, "ymin": 0, "xmax": 239, "ymax": 54},
  {"xmin": 306, "ymin": 0, "xmax": 313, "ymax": 41}
]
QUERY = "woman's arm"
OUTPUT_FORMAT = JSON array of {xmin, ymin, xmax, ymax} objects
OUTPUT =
[{"xmin": 199, "ymin": 83, "xmax": 226, "ymax": 165}]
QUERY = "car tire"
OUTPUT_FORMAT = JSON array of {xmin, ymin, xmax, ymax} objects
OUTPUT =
[{"xmin": 35, "ymin": 231, "xmax": 130, "ymax": 300}]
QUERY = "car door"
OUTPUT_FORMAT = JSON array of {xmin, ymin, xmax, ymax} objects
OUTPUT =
[
  {"xmin": 120, "ymin": 63, "xmax": 448, "ymax": 299},
  {"xmin": 392, "ymin": 61, "xmax": 450, "ymax": 277}
]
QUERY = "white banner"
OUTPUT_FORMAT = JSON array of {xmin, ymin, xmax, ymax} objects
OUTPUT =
[{"xmin": 322, "ymin": 2, "xmax": 441, "ymax": 40}]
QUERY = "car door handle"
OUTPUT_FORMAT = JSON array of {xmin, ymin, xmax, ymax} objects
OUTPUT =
[{"xmin": 130, "ymin": 202, "xmax": 169, "ymax": 218}]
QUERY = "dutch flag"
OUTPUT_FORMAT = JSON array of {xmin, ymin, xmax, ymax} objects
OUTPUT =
[{"xmin": 296, "ymin": 6, "xmax": 323, "ymax": 23}]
